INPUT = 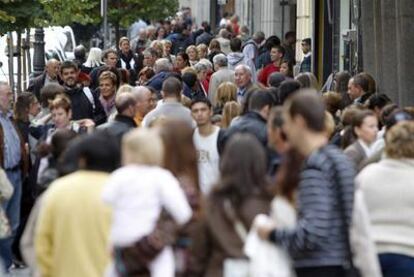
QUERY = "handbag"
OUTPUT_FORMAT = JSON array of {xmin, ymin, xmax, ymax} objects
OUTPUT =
[
  {"xmin": 322, "ymin": 148, "xmax": 361, "ymax": 277},
  {"xmin": 222, "ymin": 200, "xmax": 250, "ymax": 277},
  {"xmin": 114, "ymin": 210, "xmax": 178, "ymax": 277}
]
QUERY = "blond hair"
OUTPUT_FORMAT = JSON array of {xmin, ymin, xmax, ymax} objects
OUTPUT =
[
  {"xmin": 216, "ymin": 82, "xmax": 237, "ymax": 108},
  {"xmin": 385, "ymin": 121, "xmax": 414, "ymax": 159},
  {"xmin": 222, "ymin": 101, "xmax": 241, "ymax": 128},
  {"xmin": 122, "ymin": 128, "xmax": 164, "ymax": 166}
]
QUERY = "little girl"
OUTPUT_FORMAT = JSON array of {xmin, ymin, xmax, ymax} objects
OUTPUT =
[{"xmin": 102, "ymin": 128, "xmax": 192, "ymax": 277}]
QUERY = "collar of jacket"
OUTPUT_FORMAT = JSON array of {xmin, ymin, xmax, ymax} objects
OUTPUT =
[
  {"xmin": 244, "ymin": 111, "xmax": 266, "ymax": 122},
  {"xmin": 114, "ymin": 114, "xmax": 137, "ymax": 127}
]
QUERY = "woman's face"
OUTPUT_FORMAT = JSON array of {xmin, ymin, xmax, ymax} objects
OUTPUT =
[
  {"xmin": 99, "ymin": 78, "xmax": 116, "ymax": 100},
  {"xmin": 355, "ymin": 115, "xmax": 378, "ymax": 145},
  {"xmin": 197, "ymin": 70, "xmax": 207, "ymax": 81},
  {"xmin": 187, "ymin": 48, "xmax": 197, "ymax": 61},
  {"xmin": 120, "ymin": 40, "xmax": 130, "ymax": 53},
  {"xmin": 175, "ymin": 55, "xmax": 186, "ymax": 69},
  {"xmin": 52, "ymin": 107, "xmax": 71, "ymax": 129},
  {"xmin": 164, "ymin": 43, "xmax": 171, "ymax": 55},
  {"xmin": 29, "ymin": 98, "xmax": 41, "ymax": 117},
  {"xmin": 280, "ymin": 62, "xmax": 290, "ymax": 76},
  {"xmin": 158, "ymin": 28, "xmax": 166, "ymax": 38},
  {"xmin": 198, "ymin": 48, "xmax": 207, "ymax": 59}
]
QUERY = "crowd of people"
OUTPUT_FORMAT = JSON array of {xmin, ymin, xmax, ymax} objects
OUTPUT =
[{"xmin": 0, "ymin": 9, "xmax": 413, "ymax": 277}]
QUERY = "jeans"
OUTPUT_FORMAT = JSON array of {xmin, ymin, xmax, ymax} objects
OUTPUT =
[
  {"xmin": 379, "ymin": 253, "xmax": 414, "ymax": 277},
  {"xmin": 0, "ymin": 169, "xmax": 22, "ymax": 270}
]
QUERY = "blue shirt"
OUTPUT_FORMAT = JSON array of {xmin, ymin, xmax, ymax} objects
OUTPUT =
[
  {"xmin": 237, "ymin": 87, "xmax": 247, "ymax": 104},
  {"xmin": 0, "ymin": 111, "xmax": 21, "ymax": 169}
]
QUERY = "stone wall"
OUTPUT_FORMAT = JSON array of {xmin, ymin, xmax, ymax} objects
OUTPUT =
[{"xmin": 361, "ymin": 0, "xmax": 414, "ymax": 106}]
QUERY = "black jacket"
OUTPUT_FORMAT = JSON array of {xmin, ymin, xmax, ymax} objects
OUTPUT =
[
  {"xmin": 64, "ymin": 85, "xmax": 107, "ymax": 125},
  {"xmin": 97, "ymin": 114, "xmax": 137, "ymax": 144},
  {"xmin": 218, "ymin": 111, "xmax": 267, "ymax": 154}
]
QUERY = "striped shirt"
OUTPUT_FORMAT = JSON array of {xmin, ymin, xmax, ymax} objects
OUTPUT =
[{"xmin": 270, "ymin": 144, "xmax": 355, "ymax": 268}]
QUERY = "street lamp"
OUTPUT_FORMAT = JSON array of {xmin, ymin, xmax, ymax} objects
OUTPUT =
[{"xmin": 33, "ymin": 28, "xmax": 45, "ymax": 77}]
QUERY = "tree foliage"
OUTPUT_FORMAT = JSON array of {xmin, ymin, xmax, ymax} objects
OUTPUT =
[{"xmin": 0, "ymin": 0, "xmax": 46, "ymax": 33}]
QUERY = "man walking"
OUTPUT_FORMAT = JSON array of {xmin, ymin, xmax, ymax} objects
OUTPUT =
[{"xmin": 191, "ymin": 98, "xmax": 220, "ymax": 195}]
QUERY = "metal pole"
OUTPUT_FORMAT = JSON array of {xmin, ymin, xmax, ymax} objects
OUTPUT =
[{"xmin": 33, "ymin": 28, "xmax": 45, "ymax": 77}]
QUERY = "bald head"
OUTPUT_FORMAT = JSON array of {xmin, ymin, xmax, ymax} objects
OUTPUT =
[
  {"xmin": 132, "ymin": 86, "xmax": 154, "ymax": 116},
  {"xmin": 115, "ymin": 92, "xmax": 137, "ymax": 116},
  {"xmin": 46, "ymin": 59, "xmax": 60, "ymax": 80},
  {"xmin": 0, "ymin": 81, "xmax": 12, "ymax": 113}
]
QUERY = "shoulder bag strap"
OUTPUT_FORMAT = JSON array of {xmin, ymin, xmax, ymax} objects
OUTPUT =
[
  {"xmin": 223, "ymin": 199, "xmax": 248, "ymax": 243},
  {"xmin": 82, "ymin": 87, "xmax": 96, "ymax": 110}
]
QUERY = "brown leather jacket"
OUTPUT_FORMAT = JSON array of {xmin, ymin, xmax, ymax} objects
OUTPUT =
[
  {"xmin": 0, "ymin": 117, "xmax": 29, "ymax": 176},
  {"xmin": 187, "ymin": 193, "xmax": 270, "ymax": 277}
]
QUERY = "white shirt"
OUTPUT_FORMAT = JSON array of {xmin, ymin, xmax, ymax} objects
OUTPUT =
[
  {"xmin": 358, "ymin": 139, "xmax": 375, "ymax": 158},
  {"xmin": 102, "ymin": 165, "xmax": 192, "ymax": 246},
  {"xmin": 193, "ymin": 126, "xmax": 220, "ymax": 195}
]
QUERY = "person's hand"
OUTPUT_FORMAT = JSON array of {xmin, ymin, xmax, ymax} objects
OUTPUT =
[
  {"xmin": 77, "ymin": 119, "xmax": 95, "ymax": 133},
  {"xmin": 257, "ymin": 224, "xmax": 276, "ymax": 240}
]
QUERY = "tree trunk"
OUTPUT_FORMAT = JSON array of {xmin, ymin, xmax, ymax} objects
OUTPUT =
[
  {"xmin": 16, "ymin": 31, "xmax": 22, "ymax": 94},
  {"xmin": 26, "ymin": 28, "xmax": 32, "ymax": 78},
  {"xmin": 115, "ymin": 21, "xmax": 120, "ymax": 51},
  {"xmin": 7, "ymin": 32, "xmax": 14, "ymax": 92}
]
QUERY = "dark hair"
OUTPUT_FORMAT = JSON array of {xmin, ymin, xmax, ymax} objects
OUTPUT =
[
  {"xmin": 182, "ymin": 71, "xmax": 198, "ymax": 88},
  {"xmin": 268, "ymin": 72, "xmax": 286, "ymax": 89},
  {"xmin": 351, "ymin": 109, "xmax": 376, "ymax": 138},
  {"xmin": 272, "ymin": 45, "xmax": 285, "ymax": 58},
  {"xmin": 102, "ymin": 48, "xmax": 118, "ymax": 60},
  {"xmin": 384, "ymin": 110, "xmax": 413, "ymax": 131},
  {"xmin": 190, "ymin": 97, "xmax": 212, "ymax": 109},
  {"xmin": 302, "ymin": 38, "xmax": 311, "ymax": 46},
  {"xmin": 352, "ymin": 73, "xmax": 370, "ymax": 93},
  {"xmin": 213, "ymin": 133, "xmax": 271, "ymax": 207},
  {"xmin": 51, "ymin": 129, "xmax": 78, "ymax": 159},
  {"xmin": 265, "ymin": 35, "xmax": 281, "ymax": 50},
  {"xmin": 334, "ymin": 71, "xmax": 352, "ymax": 109},
  {"xmin": 230, "ymin": 37, "xmax": 242, "ymax": 52},
  {"xmin": 280, "ymin": 59, "xmax": 293, "ymax": 78},
  {"xmin": 284, "ymin": 31, "xmax": 296, "ymax": 40},
  {"xmin": 359, "ymin": 72, "xmax": 376, "ymax": 94},
  {"xmin": 60, "ymin": 60, "xmax": 78, "ymax": 74},
  {"xmin": 278, "ymin": 80, "xmax": 301, "ymax": 104},
  {"xmin": 162, "ymin": 77, "xmax": 183, "ymax": 98},
  {"xmin": 286, "ymin": 91, "xmax": 325, "ymax": 132},
  {"xmin": 75, "ymin": 131, "xmax": 120, "ymax": 172},
  {"xmin": 268, "ymin": 106, "xmax": 286, "ymax": 141},
  {"xmin": 176, "ymin": 52, "xmax": 190, "ymax": 67},
  {"xmin": 380, "ymin": 103, "xmax": 399, "ymax": 126},
  {"xmin": 275, "ymin": 149, "xmax": 305, "ymax": 202},
  {"xmin": 248, "ymin": 90, "xmax": 274, "ymax": 111},
  {"xmin": 40, "ymin": 83, "xmax": 64, "ymax": 108},
  {"xmin": 14, "ymin": 92, "xmax": 37, "ymax": 122},
  {"xmin": 367, "ymin": 93, "xmax": 391, "ymax": 111}
]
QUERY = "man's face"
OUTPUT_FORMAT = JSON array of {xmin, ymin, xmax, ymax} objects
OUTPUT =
[
  {"xmin": 301, "ymin": 41, "xmax": 310, "ymax": 54},
  {"xmin": 46, "ymin": 61, "xmax": 60, "ymax": 79},
  {"xmin": 234, "ymin": 67, "xmax": 251, "ymax": 88},
  {"xmin": 191, "ymin": 102, "xmax": 212, "ymax": 127},
  {"xmin": 347, "ymin": 79, "xmax": 362, "ymax": 100},
  {"xmin": 270, "ymin": 48, "xmax": 282, "ymax": 63},
  {"xmin": 105, "ymin": 53, "xmax": 118, "ymax": 68},
  {"xmin": 0, "ymin": 84, "xmax": 12, "ymax": 112},
  {"xmin": 136, "ymin": 90, "xmax": 154, "ymax": 116},
  {"xmin": 61, "ymin": 67, "xmax": 79, "ymax": 87},
  {"xmin": 143, "ymin": 54, "xmax": 155, "ymax": 67}
]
